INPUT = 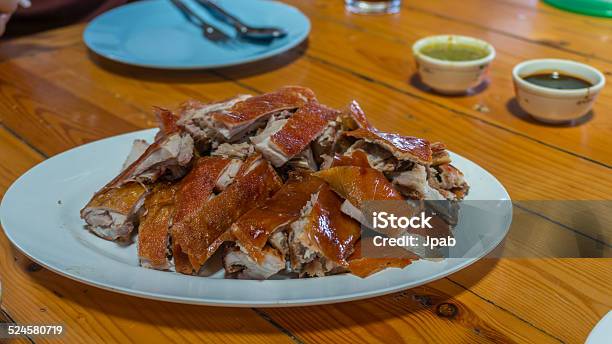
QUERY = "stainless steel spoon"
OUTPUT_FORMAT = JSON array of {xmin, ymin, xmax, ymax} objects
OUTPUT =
[
  {"xmin": 195, "ymin": 0, "xmax": 288, "ymax": 40},
  {"xmin": 170, "ymin": 0, "xmax": 231, "ymax": 42}
]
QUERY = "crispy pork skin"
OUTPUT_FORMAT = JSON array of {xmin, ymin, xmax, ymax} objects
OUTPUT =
[
  {"xmin": 347, "ymin": 239, "xmax": 415, "ymax": 278},
  {"xmin": 253, "ymin": 101, "xmax": 339, "ymax": 167},
  {"xmin": 212, "ymin": 86, "xmax": 316, "ymax": 142},
  {"xmin": 340, "ymin": 100, "xmax": 373, "ymax": 131},
  {"xmin": 314, "ymin": 166, "xmax": 405, "ymax": 227},
  {"xmin": 314, "ymin": 166, "xmax": 404, "ymax": 209},
  {"xmin": 230, "ymin": 172, "xmax": 324, "ymax": 263},
  {"xmin": 138, "ymin": 182, "xmax": 177, "ymax": 270},
  {"xmin": 170, "ymin": 157, "xmax": 238, "ymax": 274},
  {"xmin": 153, "ymin": 106, "xmax": 180, "ymax": 140},
  {"xmin": 289, "ymin": 184, "xmax": 361, "ymax": 277},
  {"xmin": 223, "ymin": 245, "xmax": 286, "ymax": 280},
  {"xmin": 178, "ymin": 86, "xmax": 316, "ymax": 149},
  {"xmin": 342, "ymin": 129, "xmax": 432, "ymax": 165},
  {"xmin": 80, "ymin": 182, "xmax": 147, "ymax": 241},
  {"xmin": 172, "ymin": 156, "xmax": 282, "ymax": 274}
]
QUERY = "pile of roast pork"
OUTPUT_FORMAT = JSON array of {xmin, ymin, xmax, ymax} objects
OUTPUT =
[{"xmin": 80, "ymin": 86, "xmax": 468, "ymax": 279}]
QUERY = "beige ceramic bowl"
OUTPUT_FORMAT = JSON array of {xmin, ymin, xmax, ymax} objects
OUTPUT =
[
  {"xmin": 512, "ymin": 59, "xmax": 605, "ymax": 123},
  {"xmin": 412, "ymin": 35, "xmax": 495, "ymax": 94}
]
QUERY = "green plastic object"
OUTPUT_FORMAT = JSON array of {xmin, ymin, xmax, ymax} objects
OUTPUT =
[{"xmin": 543, "ymin": 0, "xmax": 612, "ymax": 18}]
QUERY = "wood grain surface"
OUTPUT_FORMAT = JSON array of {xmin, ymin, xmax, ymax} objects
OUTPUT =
[{"xmin": 0, "ymin": 1, "xmax": 610, "ymax": 343}]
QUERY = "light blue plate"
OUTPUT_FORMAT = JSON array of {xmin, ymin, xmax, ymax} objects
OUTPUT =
[{"xmin": 83, "ymin": 0, "xmax": 310, "ymax": 69}]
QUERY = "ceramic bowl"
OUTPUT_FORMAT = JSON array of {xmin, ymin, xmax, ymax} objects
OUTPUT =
[
  {"xmin": 512, "ymin": 59, "xmax": 605, "ymax": 123},
  {"xmin": 412, "ymin": 35, "xmax": 495, "ymax": 94}
]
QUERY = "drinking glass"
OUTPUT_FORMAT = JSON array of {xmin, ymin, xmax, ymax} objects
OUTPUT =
[{"xmin": 345, "ymin": 0, "xmax": 402, "ymax": 14}]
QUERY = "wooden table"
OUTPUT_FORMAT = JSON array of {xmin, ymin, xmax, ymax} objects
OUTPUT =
[{"xmin": 0, "ymin": 0, "xmax": 610, "ymax": 342}]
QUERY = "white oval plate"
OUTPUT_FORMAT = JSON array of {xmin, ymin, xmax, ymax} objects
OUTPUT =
[{"xmin": 0, "ymin": 129, "xmax": 511, "ymax": 307}]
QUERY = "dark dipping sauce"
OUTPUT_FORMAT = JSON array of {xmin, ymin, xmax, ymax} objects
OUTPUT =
[{"xmin": 523, "ymin": 71, "xmax": 592, "ymax": 90}]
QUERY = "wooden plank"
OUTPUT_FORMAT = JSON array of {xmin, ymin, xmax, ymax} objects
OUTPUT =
[
  {"xmin": 0, "ymin": 128, "xmax": 293, "ymax": 344},
  {"xmin": 404, "ymin": 0, "xmax": 612, "ymax": 63},
  {"xmin": 260, "ymin": 278, "xmax": 559, "ymax": 343},
  {"xmin": 448, "ymin": 258, "xmax": 612, "ymax": 343},
  {"xmin": 0, "ymin": 25, "xmax": 82, "ymax": 63},
  {"xmin": 281, "ymin": 0, "xmax": 612, "ymax": 166}
]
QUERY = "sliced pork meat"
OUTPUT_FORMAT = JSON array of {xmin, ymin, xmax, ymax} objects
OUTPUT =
[
  {"xmin": 429, "ymin": 163, "xmax": 469, "ymax": 200},
  {"xmin": 177, "ymin": 95, "xmax": 252, "ymax": 150},
  {"xmin": 178, "ymin": 86, "xmax": 316, "ymax": 151},
  {"xmin": 172, "ymin": 155, "xmax": 282, "ymax": 274},
  {"xmin": 80, "ymin": 182, "xmax": 147, "ymax": 241},
  {"xmin": 138, "ymin": 182, "xmax": 177, "ymax": 270},
  {"xmin": 230, "ymin": 172, "xmax": 324, "ymax": 264},
  {"xmin": 289, "ymin": 184, "xmax": 361, "ymax": 277},
  {"xmin": 287, "ymin": 146, "xmax": 318, "ymax": 171},
  {"xmin": 211, "ymin": 142, "xmax": 254, "ymax": 160},
  {"xmin": 223, "ymin": 245, "xmax": 286, "ymax": 280},
  {"xmin": 431, "ymin": 142, "xmax": 452, "ymax": 166},
  {"xmin": 213, "ymin": 86, "xmax": 316, "ymax": 142},
  {"xmin": 121, "ymin": 139, "xmax": 149, "ymax": 171},
  {"xmin": 105, "ymin": 131, "xmax": 194, "ymax": 189},
  {"xmin": 252, "ymin": 101, "xmax": 339, "ymax": 167}
]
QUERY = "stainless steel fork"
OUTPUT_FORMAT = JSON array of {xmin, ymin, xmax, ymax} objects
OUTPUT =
[{"xmin": 170, "ymin": 0, "xmax": 231, "ymax": 42}]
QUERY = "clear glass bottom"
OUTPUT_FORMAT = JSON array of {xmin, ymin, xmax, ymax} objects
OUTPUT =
[{"xmin": 345, "ymin": 0, "xmax": 401, "ymax": 14}]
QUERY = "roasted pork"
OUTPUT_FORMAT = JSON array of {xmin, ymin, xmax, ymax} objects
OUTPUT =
[
  {"xmin": 289, "ymin": 184, "xmax": 361, "ymax": 277},
  {"xmin": 170, "ymin": 156, "xmax": 241, "ymax": 274},
  {"xmin": 230, "ymin": 173, "xmax": 324, "ymax": 264},
  {"xmin": 121, "ymin": 139, "xmax": 149, "ymax": 171},
  {"xmin": 172, "ymin": 155, "xmax": 282, "ymax": 274},
  {"xmin": 178, "ymin": 86, "xmax": 316, "ymax": 151},
  {"xmin": 80, "ymin": 182, "xmax": 147, "ymax": 241},
  {"xmin": 252, "ymin": 101, "xmax": 339, "ymax": 167},
  {"xmin": 138, "ymin": 182, "xmax": 177, "ymax": 270},
  {"xmin": 347, "ymin": 239, "xmax": 415, "ymax": 278}
]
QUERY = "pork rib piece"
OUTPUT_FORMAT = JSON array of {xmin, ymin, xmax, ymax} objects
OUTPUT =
[
  {"xmin": 170, "ymin": 156, "xmax": 242, "ymax": 274},
  {"xmin": 289, "ymin": 184, "xmax": 361, "ymax": 277},
  {"xmin": 80, "ymin": 182, "xmax": 147, "ymax": 241},
  {"xmin": 138, "ymin": 182, "xmax": 177, "ymax": 270},
  {"xmin": 227, "ymin": 173, "xmax": 324, "ymax": 278},
  {"xmin": 172, "ymin": 155, "xmax": 282, "ymax": 274},
  {"xmin": 252, "ymin": 101, "xmax": 339, "ymax": 167}
]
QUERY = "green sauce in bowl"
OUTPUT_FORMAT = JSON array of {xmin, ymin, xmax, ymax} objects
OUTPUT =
[{"xmin": 420, "ymin": 42, "xmax": 490, "ymax": 61}]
